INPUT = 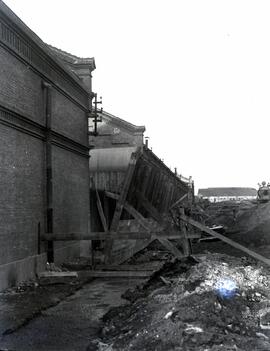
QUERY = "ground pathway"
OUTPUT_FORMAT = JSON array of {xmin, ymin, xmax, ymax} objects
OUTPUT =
[{"xmin": 0, "ymin": 278, "xmax": 144, "ymax": 351}]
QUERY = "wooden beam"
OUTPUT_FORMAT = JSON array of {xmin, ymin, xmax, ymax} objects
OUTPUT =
[
  {"xmin": 42, "ymin": 230, "xmax": 183, "ymax": 241},
  {"xmin": 110, "ymin": 151, "xmax": 140, "ymax": 229},
  {"xmin": 104, "ymin": 191, "xmax": 119, "ymax": 201},
  {"xmin": 157, "ymin": 238, "xmax": 183, "ymax": 260},
  {"xmin": 92, "ymin": 179, "xmax": 108, "ymax": 232},
  {"xmin": 77, "ymin": 270, "xmax": 152, "ymax": 279},
  {"xmin": 106, "ymin": 192, "xmax": 188, "ymax": 263},
  {"xmin": 105, "ymin": 191, "xmax": 155, "ymax": 231},
  {"xmin": 95, "ymin": 262, "xmax": 163, "ymax": 271},
  {"xmin": 38, "ymin": 271, "xmax": 78, "ymax": 285},
  {"xmin": 169, "ymin": 193, "xmax": 188, "ymax": 210},
  {"xmin": 112, "ymin": 238, "xmax": 154, "ymax": 265},
  {"xmin": 135, "ymin": 190, "xmax": 163, "ymax": 223},
  {"xmin": 179, "ymin": 207, "xmax": 191, "ymax": 255},
  {"xmin": 105, "ymin": 150, "xmax": 140, "ymax": 262},
  {"xmin": 127, "ymin": 191, "xmax": 186, "ymax": 260},
  {"xmin": 180, "ymin": 214, "xmax": 270, "ymax": 266}
]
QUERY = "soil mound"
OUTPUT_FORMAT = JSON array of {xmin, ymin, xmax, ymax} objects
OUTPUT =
[{"xmin": 98, "ymin": 253, "xmax": 270, "ymax": 350}]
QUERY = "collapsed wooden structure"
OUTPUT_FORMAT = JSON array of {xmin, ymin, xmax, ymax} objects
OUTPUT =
[
  {"xmin": 43, "ymin": 145, "xmax": 194, "ymax": 265},
  {"xmin": 89, "ymin": 145, "xmax": 194, "ymax": 264},
  {"xmin": 43, "ymin": 145, "xmax": 270, "ymax": 270}
]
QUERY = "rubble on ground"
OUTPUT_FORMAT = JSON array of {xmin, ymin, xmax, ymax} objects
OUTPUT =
[
  {"xmin": 98, "ymin": 253, "xmax": 270, "ymax": 350},
  {"xmin": 229, "ymin": 201, "xmax": 270, "ymax": 246}
]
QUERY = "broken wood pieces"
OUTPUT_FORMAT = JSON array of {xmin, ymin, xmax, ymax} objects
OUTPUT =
[
  {"xmin": 77, "ymin": 270, "xmax": 152, "ymax": 279},
  {"xmin": 96, "ymin": 262, "xmax": 163, "ymax": 271},
  {"xmin": 180, "ymin": 214, "xmax": 270, "ymax": 267},
  {"xmin": 157, "ymin": 238, "xmax": 184, "ymax": 260},
  {"xmin": 38, "ymin": 271, "xmax": 78, "ymax": 285}
]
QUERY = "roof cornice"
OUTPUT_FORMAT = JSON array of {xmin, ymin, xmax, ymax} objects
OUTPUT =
[
  {"xmin": 0, "ymin": 0, "xmax": 92, "ymax": 98},
  {"xmin": 100, "ymin": 110, "xmax": 145, "ymax": 133},
  {"xmin": 48, "ymin": 44, "xmax": 96, "ymax": 71}
]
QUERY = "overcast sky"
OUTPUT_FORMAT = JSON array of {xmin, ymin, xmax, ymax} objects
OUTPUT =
[{"xmin": 3, "ymin": 0, "xmax": 270, "ymax": 192}]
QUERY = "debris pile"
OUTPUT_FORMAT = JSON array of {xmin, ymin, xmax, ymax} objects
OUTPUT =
[
  {"xmin": 98, "ymin": 253, "xmax": 270, "ymax": 350},
  {"xmin": 229, "ymin": 201, "xmax": 270, "ymax": 246},
  {"xmin": 199, "ymin": 200, "xmax": 256, "ymax": 229}
]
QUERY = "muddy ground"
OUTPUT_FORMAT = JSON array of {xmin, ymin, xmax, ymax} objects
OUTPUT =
[
  {"xmin": 0, "ymin": 276, "xmax": 92, "ymax": 336},
  {"xmin": 2, "ymin": 201, "xmax": 270, "ymax": 351},
  {"xmin": 94, "ymin": 252, "xmax": 270, "ymax": 351},
  {"xmin": 1, "ymin": 246, "xmax": 270, "ymax": 350}
]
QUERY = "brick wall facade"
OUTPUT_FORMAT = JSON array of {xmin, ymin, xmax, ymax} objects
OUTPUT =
[{"xmin": 0, "ymin": 2, "xmax": 92, "ymax": 290}]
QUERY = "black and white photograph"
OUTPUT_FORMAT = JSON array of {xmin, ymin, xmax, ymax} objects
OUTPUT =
[{"xmin": 0, "ymin": 0, "xmax": 270, "ymax": 350}]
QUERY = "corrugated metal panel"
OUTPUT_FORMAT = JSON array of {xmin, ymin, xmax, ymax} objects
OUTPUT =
[{"xmin": 89, "ymin": 147, "xmax": 137, "ymax": 172}]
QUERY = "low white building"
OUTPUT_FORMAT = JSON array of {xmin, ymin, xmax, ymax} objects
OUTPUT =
[{"xmin": 198, "ymin": 187, "xmax": 257, "ymax": 203}]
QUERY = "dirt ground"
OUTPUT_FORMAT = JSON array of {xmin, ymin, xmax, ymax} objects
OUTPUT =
[
  {"xmin": 0, "ymin": 276, "xmax": 92, "ymax": 336},
  {"xmin": 3, "ymin": 197, "xmax": 270, "ymax": 350},
  {"xmin": 96, "ymin": 253, "xmax": 270, "ymax": 351}
]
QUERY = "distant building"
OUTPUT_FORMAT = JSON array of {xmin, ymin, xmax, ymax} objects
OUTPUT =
[
  {"xmin": 198, "ymin": 187, "xmax": 257, "ymax": 203},
  {"xmin": 89, "ymin": 110, "xmax": 145, "ymax": 149}
]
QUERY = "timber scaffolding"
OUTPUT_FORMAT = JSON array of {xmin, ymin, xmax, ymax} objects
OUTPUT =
[{"xmin": 42, "ymin": 145, "xmax": 270, "ymax": 272}]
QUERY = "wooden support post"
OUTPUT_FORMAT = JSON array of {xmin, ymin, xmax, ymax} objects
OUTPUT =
[
  {"xmin": 169, "ymin": 193, "xmax": 188, "ymax": 210},
  {"xmin": 180, "ymin": 214, "xmax": 270, "ymax": 267},
  {"xmin": 135, "ymin": 190, "xmax": 163, "ymax": 223},
  {"xmin": 157, "ymin": 238, "xmax": 183, "ymax": 259},
  {"xmin": 105, "ymin": 191, "xmax": 154, "ymax": 231},
  {"xmin": 92, "ymin": 179, "xmax": 108, "ymax": 232},
  {"xmin": 104, "ymin": 150, "xmax": 140, "ymax": 262},
  {"xmin": 134, "ymin": 190, "xmax": 185, "ymax": 260},
  {"xmin": 37, "ymin": 222, "xmax": 41, "ymax": 255},
  {"xmin": 179, "ymin": 207, "xmax": 191, "ymax": 256}
]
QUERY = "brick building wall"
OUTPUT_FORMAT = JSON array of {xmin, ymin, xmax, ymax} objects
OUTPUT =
[{"xmin": 0, "ymin": 2, "xmax": 93, "ymax": 290}]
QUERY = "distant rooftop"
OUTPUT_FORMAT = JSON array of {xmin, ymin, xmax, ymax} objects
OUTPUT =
[
  {"xmin": 99, "ymin": 110, "xmax": 145, "ymax": 133},
  {"xmin": 47, "ymin": 44, "xmax": 96, "ymax": 69},
  {"xmin": 198, "ymin": 187, "xmax": 257, "ymax": 197}
]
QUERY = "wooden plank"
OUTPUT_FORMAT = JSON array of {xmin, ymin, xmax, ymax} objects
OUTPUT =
[
  {"xmin": 157, "ymin": 238, "xmax": 183, "ymax": 260},
  {"xmin": 179, "ymin": 207, "xmax": 191, "ymax": 255},
  {"xmin": 187, "ymin": 233, "xmax": 202, "ymax": 239},
  {"xmin": 105, "ymin": 150, "xmax": 140, "ymax": 262},
  {"xmin": 110, "ymin": 151, "xmax": 140, "ymax": 229},
  {"xmin": 93, "ymin": 180, "xmax": 108, "ymax": 232},
  {"xmin": 169, "ymin": 193, "xmax": 188, "ymax": 210},
  {"xmin": 77, "ymin": 270, "xmax": 152, "ymax": 279},
  {"xmin": 42, "ymin": 230, "xmax": 184, "ymax": 241},
  {"xmin": 112, "ymin": 238, "xmax": 154, "ymax": 265},
  {"xmin": 105, "ymin": 191, "xmax": 155, "ymax": 231},
  {"xmin": 133, "ymin": 191, "xmax": 185, "ymax": 260},
  {"xmin": 135, "ymin": 190, "xmax": 163, "ymax": 223},
  {"xmin": 104, "ymin": 191, "xmax": 119, "ymax": 201},
  {"xmin": 180, "ymin": 214, "xmax": 270, "ymax": 266},
  {"xmin": 95, "ymin": 262, "xmax": 162, "ymax": 271},
  {"xmin": 38, "ymin": 271, "xmax": 78, "ymax": 285}
]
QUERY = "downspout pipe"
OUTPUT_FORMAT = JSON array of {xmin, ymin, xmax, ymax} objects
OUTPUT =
[{"xmin": 42, "ymin": 81, "xmax": 54, "ymax": 263}]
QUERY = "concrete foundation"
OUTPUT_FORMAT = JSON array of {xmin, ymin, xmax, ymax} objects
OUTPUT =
[{"xmin": 0, "ymin": 242, "xmax": 91, "ymax": 291}]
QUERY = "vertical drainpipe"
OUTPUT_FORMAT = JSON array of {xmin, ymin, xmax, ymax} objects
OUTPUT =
[{"xmin": 43, "ymin": 81, "xmax": 54, "ymax": 263}]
